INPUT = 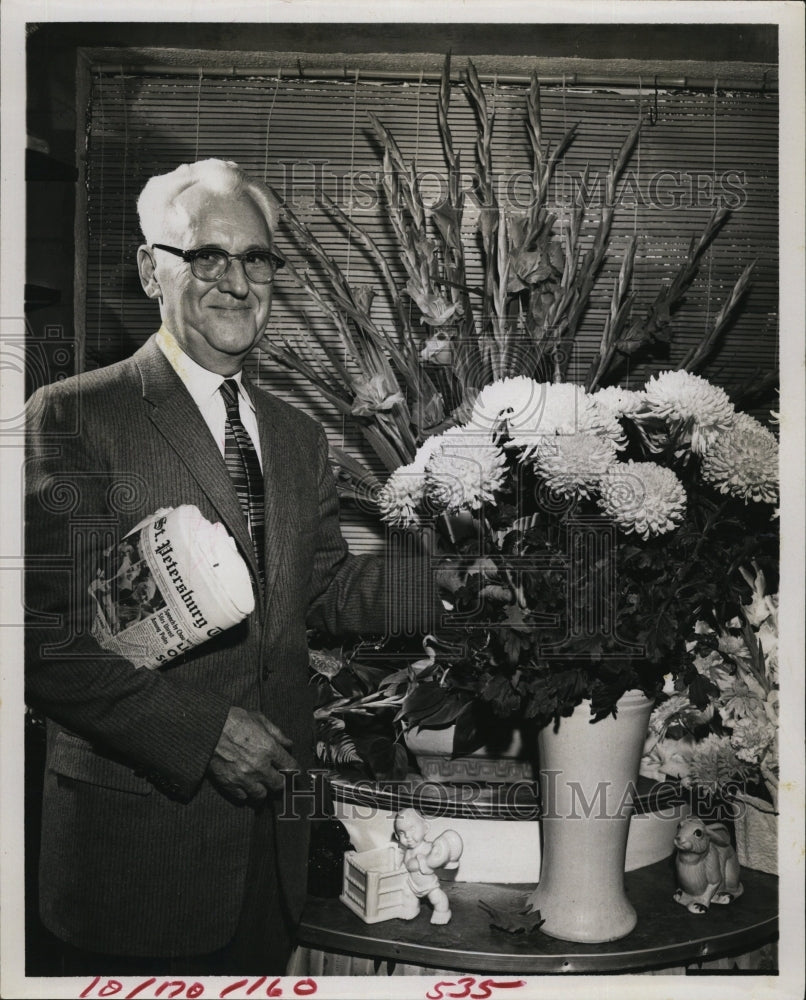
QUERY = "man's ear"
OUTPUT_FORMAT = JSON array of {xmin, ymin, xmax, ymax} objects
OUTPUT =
[{"xmin": 137, "ymin": 245, "xmax": 162, "ymax": 300}]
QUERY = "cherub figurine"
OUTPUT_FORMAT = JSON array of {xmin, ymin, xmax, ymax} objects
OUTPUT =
[
  {"xmin": 673, "ymin": 817, "xmax": 744, "ymax": 914},
  {"xmin": 393, "ymin": 808, "xmax": 463, "ymax": 925}
]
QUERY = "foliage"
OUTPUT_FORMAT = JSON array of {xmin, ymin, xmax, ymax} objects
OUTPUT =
[
  {"xmin": 267, "ymin": 56, "xmax": 759, "ymax": 485},
  {"xmin": 283, "ymin": 56, "xmax": 779, "ymax": 771},
  {"xmin": 640, "ymin": 563, "xmax": 779, "ymax": 806},
  {"xmin": 369, "ymin": 375, "xmax": 777, "ymax": 739}
]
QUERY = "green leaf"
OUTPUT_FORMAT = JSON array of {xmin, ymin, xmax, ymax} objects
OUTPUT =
[
  {"xmin": 400, "ymin": 681, "xmax": 446, "ymax": 721},
  {"xmin": 481, "ymin": 673, "xmax": 522, "ymax": 715},
  {"xmin": 351, "ymin": 734, "xmax": 409, "ymax": 781},
  {"xmin": 689, "ymin": 672, "xmax": 719, "ymax": 710}
]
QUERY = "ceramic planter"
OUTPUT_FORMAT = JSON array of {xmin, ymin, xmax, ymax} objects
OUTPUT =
[
  {"xmin": 733, "ymin": 790, "xmax": 777, "ymax": 876},
  {"xmin": 526, "ymin": 689, "xmax": 655, "ymax": 943},
  {"xmin": 403, "ymin": 724, "xmax": 534, "ymax": 783}
]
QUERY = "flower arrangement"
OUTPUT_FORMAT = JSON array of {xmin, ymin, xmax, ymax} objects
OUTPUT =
[
  {"xmin": 641, "ymin": 562, "xmax": 779, "ymax": 808},
  {"xmin": 310, "ymin": 372, "xmax": 777, "ymax": 778},
  {"xmin": 265, "ymin": 57, "xmax": 779, "ymax": 776}
]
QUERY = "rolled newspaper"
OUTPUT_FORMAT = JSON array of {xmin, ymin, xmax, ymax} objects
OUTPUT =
[{"xmin": 89, "ymin": 505, "xmax": 255, "ymax": 669}]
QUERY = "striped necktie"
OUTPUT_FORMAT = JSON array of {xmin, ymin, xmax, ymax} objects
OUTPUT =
[{"xmin": 219, "ymin": 378, "xmax": 265, "ymax": 589}]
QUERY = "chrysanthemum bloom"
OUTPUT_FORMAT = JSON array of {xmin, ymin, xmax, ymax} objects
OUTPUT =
[
  {"xmin": 646, "ymin": 693, "xmax": 692, "ymax": 737},
  {"xmin": 591, "ymin": 386, "xmax": 645, "ymax": 448},
  {"xmin": 502, "ymin": 382, "xmax": 618, "ymax": 456},
  {"xmin": 424, "ymin": 430, "xmax": 508, "ymax": 513},
  {"xmin": 591, "ymin": 385, "xmax": 646, "ymax": 419},
  {"xmin": 468, "ymin": 376, "xmax": 543, "ymax": 435},
  {"xmin": 532, "ymin": 433, "xmax": 618, "ymax": 498},
  {"xmin": 598, "ymin": 460, "xmax": 687, "ymax": 538},
  {"xmin": 377, "ymin": 433, "xmax": 448, "ymax": 526},
  {"xmin": 730, "ymin": 715, "xmax": 775, "ymax": 766},
  {"xmin": 377, "ymin": 466, "xmax": 426, "ymax": 526},
  {"xmin": 642, "ymin": 370, "xmax": 736, "ymax": 455},
  {"xmin": 716, "ymin": 632, "xmax": 754, "ymax": 671},
  {"xmin": 700, "ymin": 411, "xmax": 779, "ymax": 505}
]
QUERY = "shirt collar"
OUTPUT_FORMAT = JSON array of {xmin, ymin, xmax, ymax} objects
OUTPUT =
[{"xmin": 156, "ymin": 326, "xmax": 255, "ymax": 412}]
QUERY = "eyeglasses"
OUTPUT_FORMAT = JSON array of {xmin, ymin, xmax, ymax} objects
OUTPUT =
[{"xmin": 151, "ymin": 244, "xmax": 285, "ymax": 284}]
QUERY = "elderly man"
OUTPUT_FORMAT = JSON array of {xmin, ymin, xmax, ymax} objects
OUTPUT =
[{"xmin": 25, "ymin": 158, "xmax": 426, "ymax": 974}]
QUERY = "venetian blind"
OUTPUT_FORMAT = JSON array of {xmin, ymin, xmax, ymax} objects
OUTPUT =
[{"xmin": 84, "ymin": 70, "xmax": 778, "ymax": 553}]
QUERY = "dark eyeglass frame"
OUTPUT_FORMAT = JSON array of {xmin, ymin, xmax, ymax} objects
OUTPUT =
[{"xmin": 151, "ymin": 243, "xmax": 285, "ymax": 283}]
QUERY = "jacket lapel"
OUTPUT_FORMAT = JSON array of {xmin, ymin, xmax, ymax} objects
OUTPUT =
[
  {"xmin": 133, "ymin": 335, "xmax": 261, "ymax": 593},
  {"xmin": 243, "ymin": 368, "xmax": 289, "ymax": 613}
]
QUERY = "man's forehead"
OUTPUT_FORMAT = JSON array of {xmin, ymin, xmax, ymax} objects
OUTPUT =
[{"xmin": 165, "ymin": 187, "xmax": 271, "ymax": 243}]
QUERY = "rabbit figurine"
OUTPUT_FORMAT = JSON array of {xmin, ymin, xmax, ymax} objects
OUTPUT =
[{"xmin": 673, "ymin": 817, "xmax": 744, "ymax": 914}]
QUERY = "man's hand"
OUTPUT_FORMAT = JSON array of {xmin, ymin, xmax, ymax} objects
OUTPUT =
[{"xmin": 207, "ymin": 706, "xmax": 297, "ymax": 802}]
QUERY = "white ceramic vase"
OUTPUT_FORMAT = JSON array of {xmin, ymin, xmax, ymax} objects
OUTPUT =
[{"xmin": 526, "ymin": 689, "xmax": 655, "ymax": 943}]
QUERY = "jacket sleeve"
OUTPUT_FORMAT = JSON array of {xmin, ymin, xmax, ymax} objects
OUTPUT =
[
  {"xmin": 25, "ymin": 383, "xmax": 231, "ymax": 800},
  {"xmin": 304, "ymin": 425, "xmax": 440, "ymax": 638}
]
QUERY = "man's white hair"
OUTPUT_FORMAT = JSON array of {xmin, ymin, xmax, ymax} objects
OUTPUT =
[{"xmin": 137, "ymin": 158, "xmax": 280, "ymax": 245}]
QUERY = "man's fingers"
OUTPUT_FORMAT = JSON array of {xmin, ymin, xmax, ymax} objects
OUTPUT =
[
  {"xmin": 264, "ymin": 771, "xmax": 287, "ymax": 794},
  {"xmin": 267, "ymin": 743, "xmax": 297, "ymax": 772},
  {"xmin": 207, "ymin": 706, "xmax": 299, "ymax": 802},
  {"xmin": 258, "ymin": 716, "xmax": 294, "ymax": 748}
]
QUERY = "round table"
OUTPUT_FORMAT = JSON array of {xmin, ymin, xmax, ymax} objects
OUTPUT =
[{"xmin": 295, "ymin": 858, "xmax": 777, "ymax": 975}]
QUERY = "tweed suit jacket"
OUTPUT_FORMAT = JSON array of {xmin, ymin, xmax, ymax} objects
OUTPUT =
[{"xmin": 25, "ymin": 334, "xmax": 389, "ymax": 956}]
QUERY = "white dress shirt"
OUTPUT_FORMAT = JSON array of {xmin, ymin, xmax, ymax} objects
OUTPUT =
[{"xmin": 156, "ymin": 326, "xmax": 263, "ymax": 470}]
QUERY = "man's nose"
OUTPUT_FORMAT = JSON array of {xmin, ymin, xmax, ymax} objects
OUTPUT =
[{"xmin": 217, "ymin": 258, "xmax": 250, "ymax": 297}]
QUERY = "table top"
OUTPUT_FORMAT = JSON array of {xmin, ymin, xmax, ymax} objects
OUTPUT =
[
  {"xmin": 298, "ymin": 859, "xmax": 778, "ymax": 974},
  {"xmin": 326, "ymin": 771, "xmax": 681, "ymax": 821}
]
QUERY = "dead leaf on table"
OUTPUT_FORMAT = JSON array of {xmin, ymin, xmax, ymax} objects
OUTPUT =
[{"xmin": 478, "ymin": 899, "xmax": 546, "ymax": 934}]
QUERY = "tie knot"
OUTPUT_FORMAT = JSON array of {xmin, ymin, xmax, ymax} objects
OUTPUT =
[{"xmin": 220, "ymin": 378, "xmax": 240, "ymax": 411}]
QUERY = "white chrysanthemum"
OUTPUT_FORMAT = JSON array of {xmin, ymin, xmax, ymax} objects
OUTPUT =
[
  {"xmin": 532, "ymin": 433, "xmax": 618, "ymax": 498},
  {"xmin": 505, "ymin": 382, "xmax": 616, "ymax": 455},
  {"xmin": 591, "ymin": 386, "xmax": 645, "ymax": 448},
  {"xmin": 411, "ymin": 432, "xmax": 454, "ymax": 471},
  {"xmin": 424, "ymin": 430, "xmax": 508, "ymax": 513},
  {"xmin": 468, "ymin": 377, "xmax": 544, "ymax": 435},
  {"xmin": 377, "ymin": 433, "xmax": 450, "ymax": 526},
  {"xmin": 592, "ymin": 385, "xmax": 646, "ymax": 419},
  {"xmin": 647, "ymin": 694, "xmax": 692, "ymax": 737},
  {"xmin": 642, "ymin": 370, "xmax": 736, "ymax": 454},
  {"xmin": 378, "ymin": 466, "xmax": 426, "ymax": 526},
  {"xmin": 598, "ymin": 460, "xmax": 687, "ymax": 539},
  {"xmin": 700, "ymin": 411, "xmax": 779, "ymax": 505},
  {"xmin": 716, "ymin": 632, "xmax": 753, "ymax": 670},
  {"xmin": 730, "ymin": 715, "xmax": 775, "ymax": 766}
]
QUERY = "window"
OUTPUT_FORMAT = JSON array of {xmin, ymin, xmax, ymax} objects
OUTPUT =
[{"xmin": 85, "ymin": 68, "xmax": 778, "ymax": 550}]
